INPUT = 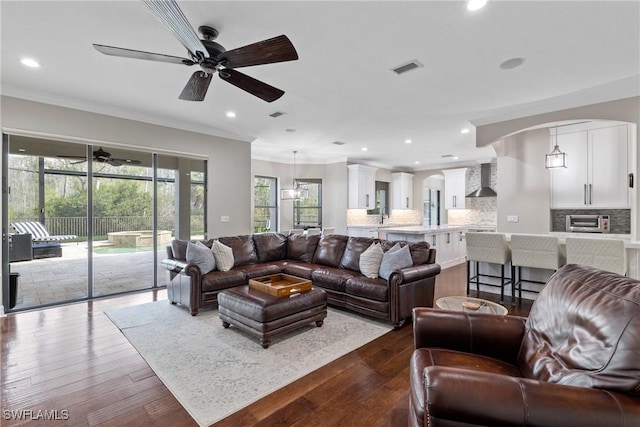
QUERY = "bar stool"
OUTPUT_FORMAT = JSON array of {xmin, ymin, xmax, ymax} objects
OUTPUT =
[
  {"xmin": 289, "ymin": 229, "xmax": 304, "ymax": 235},
  {"xmin": 306, "ymin": 228, "xmax": 322, "ymax": 236},
  {"xmin": 510, "ymin": 234, "xmax": 565, "ymax": 304},
  {"xmin": 565, "ymin": 237, "xmax": 626, "ymax": 276},
  {"xmin": 465, "ymin": 232, "xmax": 512, "ymax": 303}
]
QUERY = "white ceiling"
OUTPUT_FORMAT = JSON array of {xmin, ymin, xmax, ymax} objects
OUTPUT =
[{"xmin": 2, "ymin": 1, "xmax": 639, "ymax": 170}]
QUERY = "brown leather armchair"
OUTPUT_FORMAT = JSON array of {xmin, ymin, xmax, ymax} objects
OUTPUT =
[{"xmin": 409, "ymin": 264, "xmax": 640, "ymax": 427}]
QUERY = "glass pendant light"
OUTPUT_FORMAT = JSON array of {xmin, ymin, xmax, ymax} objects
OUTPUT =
[
  {"xmin": 281, "ymin": 151, "xmax": 309, "ymax": 200},
  {"xmin": 545, "ymin": 125, "xmax": 567, "ymax": 169}
]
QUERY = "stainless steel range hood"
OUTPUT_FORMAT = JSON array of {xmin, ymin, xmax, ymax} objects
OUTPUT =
[{"xmin": 466, "ymin": 163, "xmax": 497, "ymax": 197}]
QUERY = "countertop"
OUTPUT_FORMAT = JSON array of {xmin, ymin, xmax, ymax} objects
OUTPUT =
[
  {"xmin": 346, "ymin": 223, "xmax": 420, "ymax": 229},
  {"xmin": 384, "ymin": 225, "xmax": 468, "ymax": 234}
]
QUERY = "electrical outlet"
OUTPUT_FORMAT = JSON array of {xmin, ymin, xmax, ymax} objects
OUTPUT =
[
  {"xmin": 507, "ymin": 215, "xmax": 519, "ymax": 223},
  {"xmin": 220, "ymin": 216, "xmax": 230, "ymax": 223}
]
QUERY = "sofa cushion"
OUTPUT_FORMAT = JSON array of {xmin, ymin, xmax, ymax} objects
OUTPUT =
[
  {"xmin": 287, "ymin": 234, "xmax": 321, "ymax": 263},
  {"xmin": 252, "ymin": 233, "xmax": 288, "ymax": 262},
  {"xmin": 313, "ymin": 234, "xmax": 349, "ymax": 267},
  {"xmin": 283, "ymin": 261, "xmax": 319, "ymax": 279},
  {"xmin": 211, "ymin": 240, "xmax": 234, "ymax": 271},
  {"xmin": 518, "ymin": 264, "xmax": 640, "ymax": 393},
  {"xmin": 219, "ymin": 235, "xmax": 258, "ymax": 267},
  {"xmin": 311, "ymin": 266, "xmax": 360, "ymax": 292},
  {"xmin": 379, "ymin": 243, "xmax": 413, "ymax": 280},
  {"xmin": 201, "ymin": 269, "xmax": 247, "ymax": 292},
  {"xmin": 407, "ymin": 241, "xmax": 431, "ymax": 265},
  {"xmin": 359, "ymin": 242, "xmax": 384, "ymax": 279},
  {"xmin": 233, "ymin": 263, "xmax": 283, "ymax": 279},
  {"xmin": 171, "ymin": 239, "xmax": 189, "ymax": 260},
  {"xmin": 339, "ymin": 237, "xmax": 376, "ymax": 271},
  {"xmin": 346, "ymin": 276, "xmax": 388, "ymax": 302},
  {"xmin": 186, "ymin": 241, "xmax": 215, "ymax": 274}
]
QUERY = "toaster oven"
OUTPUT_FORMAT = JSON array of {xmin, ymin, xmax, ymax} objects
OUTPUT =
[{"xmin": 565, "ymin": 214, "xmax": 610, "ymax": 233}]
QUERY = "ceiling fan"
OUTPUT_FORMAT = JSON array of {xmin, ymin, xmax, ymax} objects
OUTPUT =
[
  {"xmin": 58, "ymin": 147, "xmax": 142, "ymax": 167},
  {"xmin": 93, "ymin": 0, "xmax": 299, "ymax": 102}
]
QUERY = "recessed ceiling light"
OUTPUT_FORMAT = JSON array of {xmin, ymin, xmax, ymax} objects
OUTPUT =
[
  {"xmin": 20, "ymin": 58, "xmax": 40, "ymax": 68},
  {"xmin": 467, "ymin": 0, "xmax": 487, "ymax": 11},
  {"xmin": 453, "ymin": 156, "xmax": 459, "ymax": 160},
  {"xmin": 499, "ymin": 57, "xmax": 526, "ymax": 70},
  {"xmin": 404, "ymin": 139, "xmax": 412, "ymax": 144},
  {"xmin": 226, "ymin": 111, "xmax": 236, "ymax": 118},
  {"xmin": 361, "ymin": 147, "xmax": 368, "ymax": 152},
  {"xmin": 18, "ymin": 148, "xmax": 26, "ymax": 152},
  {"xmin": 460, "ymin": 128, "xmax": 470, "ymax": 134},
  {"xmin": 415, "ymin": 161, "xmax": 420, "ymax": 165}
]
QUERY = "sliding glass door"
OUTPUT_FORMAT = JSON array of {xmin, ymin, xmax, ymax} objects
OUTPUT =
[{"xmin": 2, "ymin": 134, "xmax": 207, "ymax": 312}]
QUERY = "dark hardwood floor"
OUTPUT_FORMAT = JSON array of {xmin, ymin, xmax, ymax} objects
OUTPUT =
[{"xmin": 1, "ymin": 263, "xmax": 532, "ymax": 426}]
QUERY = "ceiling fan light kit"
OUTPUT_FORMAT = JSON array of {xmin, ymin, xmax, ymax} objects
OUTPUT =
[{"xmin": 94, "ymin": 0, "xmax": 298, "ymax": 102}]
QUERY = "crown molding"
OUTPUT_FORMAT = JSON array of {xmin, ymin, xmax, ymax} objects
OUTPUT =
[
  {"xmin": 1, "ymin": 85, "xmax": 255, "ymax": 143},
  {"xmin": 469, "ymin": 75, "xmax": 640, "ymax": 127}
]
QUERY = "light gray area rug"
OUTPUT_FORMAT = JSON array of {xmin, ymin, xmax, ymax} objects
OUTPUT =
[{"xmin": 105, "ymin": 301, "xmax": 393, "ymax": 426}]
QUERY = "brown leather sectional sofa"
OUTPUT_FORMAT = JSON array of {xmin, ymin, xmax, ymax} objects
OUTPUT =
[{"xmin": 161, "ymin": 233, "xmax": 441, "ymax": 327}]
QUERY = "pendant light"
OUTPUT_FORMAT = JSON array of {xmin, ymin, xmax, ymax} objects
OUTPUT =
[
  {"xmin": 281, "ymin": 151, "xmax": 309, "ymax": 200},
  {"xmin": 545, "ymin": 124, "xmax": 567, "ymax": 169}
]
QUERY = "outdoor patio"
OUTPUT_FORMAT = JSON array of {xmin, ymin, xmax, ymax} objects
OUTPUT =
[{"xmin": 9, "ymin": 241, "xmax": 169, "ymax": 310}]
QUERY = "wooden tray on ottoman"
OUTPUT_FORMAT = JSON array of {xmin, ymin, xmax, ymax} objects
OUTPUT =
[{"xmin": 248, "ymin": 274, "xmax": 312, "ymax": 298}]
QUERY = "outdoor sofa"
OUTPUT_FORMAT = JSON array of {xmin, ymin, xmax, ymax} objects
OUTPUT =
[{"xmin": 161, "ymin": 233, "xmax": 441, "ymax": 327}]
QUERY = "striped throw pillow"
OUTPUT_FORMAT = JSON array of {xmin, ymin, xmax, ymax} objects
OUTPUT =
[
  {"xmin": 211, "ymin": 240, "xmax": 234, "ymax": 271},
  {"xmin": 359, "ymin": 242, "xmax": 384, "ymax": 279}
]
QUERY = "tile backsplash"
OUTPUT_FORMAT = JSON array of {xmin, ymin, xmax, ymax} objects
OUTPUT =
[
  {"xmin": 347, "ymin": 209, "xmax": 421, "ymax": 225},
  {"xmin": 447, "ymin": 197, "xmax": 498, "ymax": 226},
  {"xmin": 550, "ymin": 209, "xmax": 631, "ymax": 234}
]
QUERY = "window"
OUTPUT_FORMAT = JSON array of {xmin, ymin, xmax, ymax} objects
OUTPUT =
[
  {"xmin": 254, "ymin": 176, "xmax": 277, "ymax": 233},
  {"xmin": 294, "ymin": 179, "xmax": 322, "ymax": 228}
]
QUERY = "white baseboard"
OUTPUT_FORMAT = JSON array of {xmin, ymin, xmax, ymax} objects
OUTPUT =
[{"xmin": 0, "ymin": 305, "xmax": 6, "ymax": 317}]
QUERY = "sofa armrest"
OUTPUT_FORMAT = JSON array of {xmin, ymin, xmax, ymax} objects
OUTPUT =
[
  {"xmin": 420, "ymin": 367, "xmax": 639, "ymax": 427},
  {"xmin": 413, "ymin": 307, "xmax": 526, "ymax": 365},
  {"xmin": 390, "ymin": 263, "xmax": 441, "ymax": 284},
  {"xmin": 388, "ymin": 264, "xmax": 442, "ymax": 327}
]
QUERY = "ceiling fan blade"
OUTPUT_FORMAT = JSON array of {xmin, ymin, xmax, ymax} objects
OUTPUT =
[
  {"xmin": 57, "ymin": 155, "xmax": 87, "ymax": 160},
  {"xmin": 179, "ymin": 71, "xmax": 213, "ymax": 101},
  {"xmin": 219, "ymin": 69, "xmax": 284, "ymax": 103},
  {"xmin": 93, "ymin": 44, "xmax": 195, "ymax": 65},
  {"xmin": 111, "ymin": 158, "xmax": 142, "ymax": 165},
  {"xmin": 140, "ymin": 0, "xmax": 208, "ymax": 59},
  {"xmin": 218, "ymin": 35, "xmax": 298, "ymax": 68}
]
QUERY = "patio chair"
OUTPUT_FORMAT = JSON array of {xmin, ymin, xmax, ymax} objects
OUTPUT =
[{"xmin": 11, "ymin": 221, "xmax": 77, "ymax": 259}]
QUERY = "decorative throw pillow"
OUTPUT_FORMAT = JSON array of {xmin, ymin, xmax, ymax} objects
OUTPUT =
[
  {"xmin": 379, "ymin": 243, "xmax": 413, "ymax": 280},
  {"xmin": 186, "ymin": 241, "xmax": 215, "ymax": 274},
  {"xmin": 359, "ymin": 242, "xmax": 384, "ymax": 279},
  {"xmin": 211, "ymin": 240, "xmax": 234, "ymax": 272}
]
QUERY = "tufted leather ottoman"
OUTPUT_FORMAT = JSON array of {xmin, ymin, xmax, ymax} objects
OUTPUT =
[{"xmin": 218, "ymin": 285, "xmax": 327, "ymax": 348}]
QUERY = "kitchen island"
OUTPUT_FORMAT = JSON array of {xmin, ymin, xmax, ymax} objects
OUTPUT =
[{"xmin": 384, "ymin": 225, "xmax": 468, "ymax": 269}]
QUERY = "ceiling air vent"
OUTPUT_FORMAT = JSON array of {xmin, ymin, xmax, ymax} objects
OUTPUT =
[
  {"xmin": 268, "ymin": 111, "xmax": 286, "ymax": 118},
  {"xmin": 441, "ymin": 154, "xmax": 454, "ymax": 158},
  {"xmin": 392, "ymin": 60, "xmax": 423, "ymax": 75},
  {"xmin": 332, "ymin": 141, "xmax": 346, "ymax": 146}
]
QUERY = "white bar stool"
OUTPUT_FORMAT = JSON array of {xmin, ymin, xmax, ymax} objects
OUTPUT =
[
  {"xmin": 321, "ymin": 227, "xmax": 335, "ymax": 236},
  {"xmin": 565, "ymin": 237, "xmax": 626, "ymax": 276},
  {"xmin": 306, "ymin": 228, "xmax": 322, "ymax": 236},
  {"xmin": 289, "ymin": 229, "xmax": 304, "ymax": 235},
  {"xmin": 465, "ymin": 232, "xmax": 512, "ymax": 303},
  {"xmin": 510, "ymin": 234, "xmax": 565, "ymax": 304}
]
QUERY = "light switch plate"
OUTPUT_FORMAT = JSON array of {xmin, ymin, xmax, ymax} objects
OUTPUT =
[
  {"xmin": 507, "ymin": 215, "xmax": 519, "ymax": 223},
  {"xmin": 220, "ymin": 216, "xmax": 230, "ymax": 223}
]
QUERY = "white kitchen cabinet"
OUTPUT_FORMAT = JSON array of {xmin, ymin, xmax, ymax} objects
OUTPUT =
[
  {"xmin": 347, "ymin": 227, "xmax": 379, "ymax": 238},
  {"xmin": 391, "ymin": 172, "xmax": 413, "ymax": 209},
  {"xmin": 443, "ymin": 168, "xmax": 467, "ymax": 209},
  {"xmin": 348, "ymin": 164, "xmax": 377, "ymax": 209},
  {"xmin": 550, "ymin": 124, "xmax": 630, "ymax": 208}
]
